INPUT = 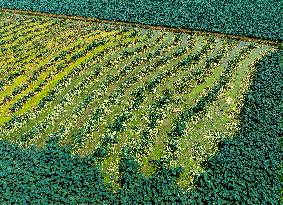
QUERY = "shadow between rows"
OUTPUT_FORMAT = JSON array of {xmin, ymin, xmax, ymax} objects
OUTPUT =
[{"xmin": 0, "ymin": 50, "xmax": 282, "ymax": 204}]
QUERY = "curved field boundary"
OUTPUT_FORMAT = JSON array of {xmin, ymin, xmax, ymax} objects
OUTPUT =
[
  {"xmin": 0, "ymin": 0, "xmax": 282, "ymax": 41},
  {"xmin": 0, "ymin": 9, "xmax": 281, "ymax": 47},
  {"xmin": 0, "ymin": 11, "xmax": 281, "ymax": 204}
]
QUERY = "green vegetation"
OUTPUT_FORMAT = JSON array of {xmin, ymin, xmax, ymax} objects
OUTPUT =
[
  {"xmin": 0, "ymin": 0, "xmax": 281, "ymax": 40},
  {"xmin": 0, "ymin": 12, "xmax": 282, "ymax": 204}
]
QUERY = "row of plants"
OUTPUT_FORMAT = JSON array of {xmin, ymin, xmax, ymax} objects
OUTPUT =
[
  {"xmin": 1, "ymin": 28, "xmax": 151, "ymax": 138},
  {"xmin": 135, "ymin": 39, "xmax": 238, "ymax": 178},
  {"xmin": 173, "ymin": 44, "xmax": 270, "ymax": 189},
  {"xmin": 0, "ymin": 29, "xmax": 104, "ymax": 101},
  {"xmin": 79, "ymin": 36, "xmax": 232, "ymax": 183},
  {"xmin": 70, "ymin": 33, "xmax": 188, "ymax": 154},
  {"xmin": 30, "ymin": 29, "xmax": 155, "ymax": 146},
  {"xmin": 0, "ymin": 19, "xmax": 52, "ymax": 49},
  {"xmin": 1, "ymin": 20, "xmax": 70, "ymax": 74},
  {"xmin": 9, "ymin": 33, "xmax": 268, "ymax": 191},
  {"xmin": 0, "ymin": 28, "xmax": 143, "ymax": 136},
  {"xmin": 0, "ymin": 23, "xmax": 73, "ymax": 94},
  {"xmin": 58, "ymin": 33, "xmax": 157, "ymax": 150},
  {"xmin": 0, "ymin": 29, "xmax": 123, "ymax": 122},
  {"xmin": 0, "ymin": 0, "xmax": 281, "ymax": 41},
  {"xmin": 0, "ymin": 12, "xmax": 281, "ymax": 202},
  {"xmin": 85, "ymin": 41, "xmax": 195, "ymax": 182},
  {"xmin": 117, "ymin": 37, "xmax": 217, "ymax": 152},
  {"xmin": 0, "ymin": 16, "xmax": 111, "ymax": 93},
  {"xmin": 0, "ymin": 18, "xmax": 39, "ymax": 68},
  {"xmin": 164, "ymin": 43, "xmax": 256, "ymax": 162},
  {"xmin": 0, "ymin": 30, "xmax": 136, "ymax": 144},
  {"xmin": 43, "ymin": 32, "xmax": 176, "ymax": 151},
  {"xmin": 1, "ymin": 26, "xmax": 84, "ymax": 94},
  {"xmin": 0, "ymin": 29, "xmax": 120, "ymax": 132}
]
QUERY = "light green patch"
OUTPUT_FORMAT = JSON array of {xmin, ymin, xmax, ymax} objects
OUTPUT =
[
  {"xmin": 176, "ymin": 45, "xmax": 271, "ymax": 189},
  {"xmin": 0, "ymin": 12, "xmax": 275, "ymax": 192},
  {"xmin": 0, "ymin": 30, "xmax": 120, "ymax": 125}
]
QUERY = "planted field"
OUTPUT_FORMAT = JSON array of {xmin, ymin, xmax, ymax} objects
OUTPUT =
[
  {"xmin": 0, "ymin": 0, "xmax": 282, "ymax": 41},
  {"xmin": 0, "ymin": 12, "xmax": 282, "ymax": 204}
]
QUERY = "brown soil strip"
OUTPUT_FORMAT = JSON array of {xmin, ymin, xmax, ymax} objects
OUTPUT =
[{"xmin": 0, "ymin": 8, "xmax": 281, "ymax": 47}]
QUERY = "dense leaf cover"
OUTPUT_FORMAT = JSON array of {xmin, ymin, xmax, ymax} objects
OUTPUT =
[
  {"xmin": 0, "ymin": 51, "xmax": 282, "ymax": 204},
  {"xmin": 187, "ymin": 50, "xmax": 283, "ymax": 204},
  {"xmin": 0, "ymin": 0, "xmax": 282, "ymax": 41}
]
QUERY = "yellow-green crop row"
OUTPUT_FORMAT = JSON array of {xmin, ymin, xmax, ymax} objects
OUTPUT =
[{"xmin": 0, "ymin": 12, "xmax": 275, "ymax": 191}]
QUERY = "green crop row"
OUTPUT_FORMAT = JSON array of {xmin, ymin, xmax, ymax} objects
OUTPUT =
[
  {"xmin": 0, "ymin": 0, "xmax": 281, "ymax": 41},
  {"xmin": 0, "ymin": 12, "xmax": 281, "ymax": 204}
]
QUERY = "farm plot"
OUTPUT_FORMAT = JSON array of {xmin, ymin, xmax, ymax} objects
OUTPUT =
[
  {"xmin": 0, "ymin": 11, "xmax": 276, "ymax": 192},
  {"xmin": 0, "ymin": 0, "xmax": 281, "ymax": 41}
]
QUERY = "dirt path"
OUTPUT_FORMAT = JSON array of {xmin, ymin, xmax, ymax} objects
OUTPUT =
[{"xmin": 0, "ymin": 8, "xmax": 281, "ymax": 47}]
